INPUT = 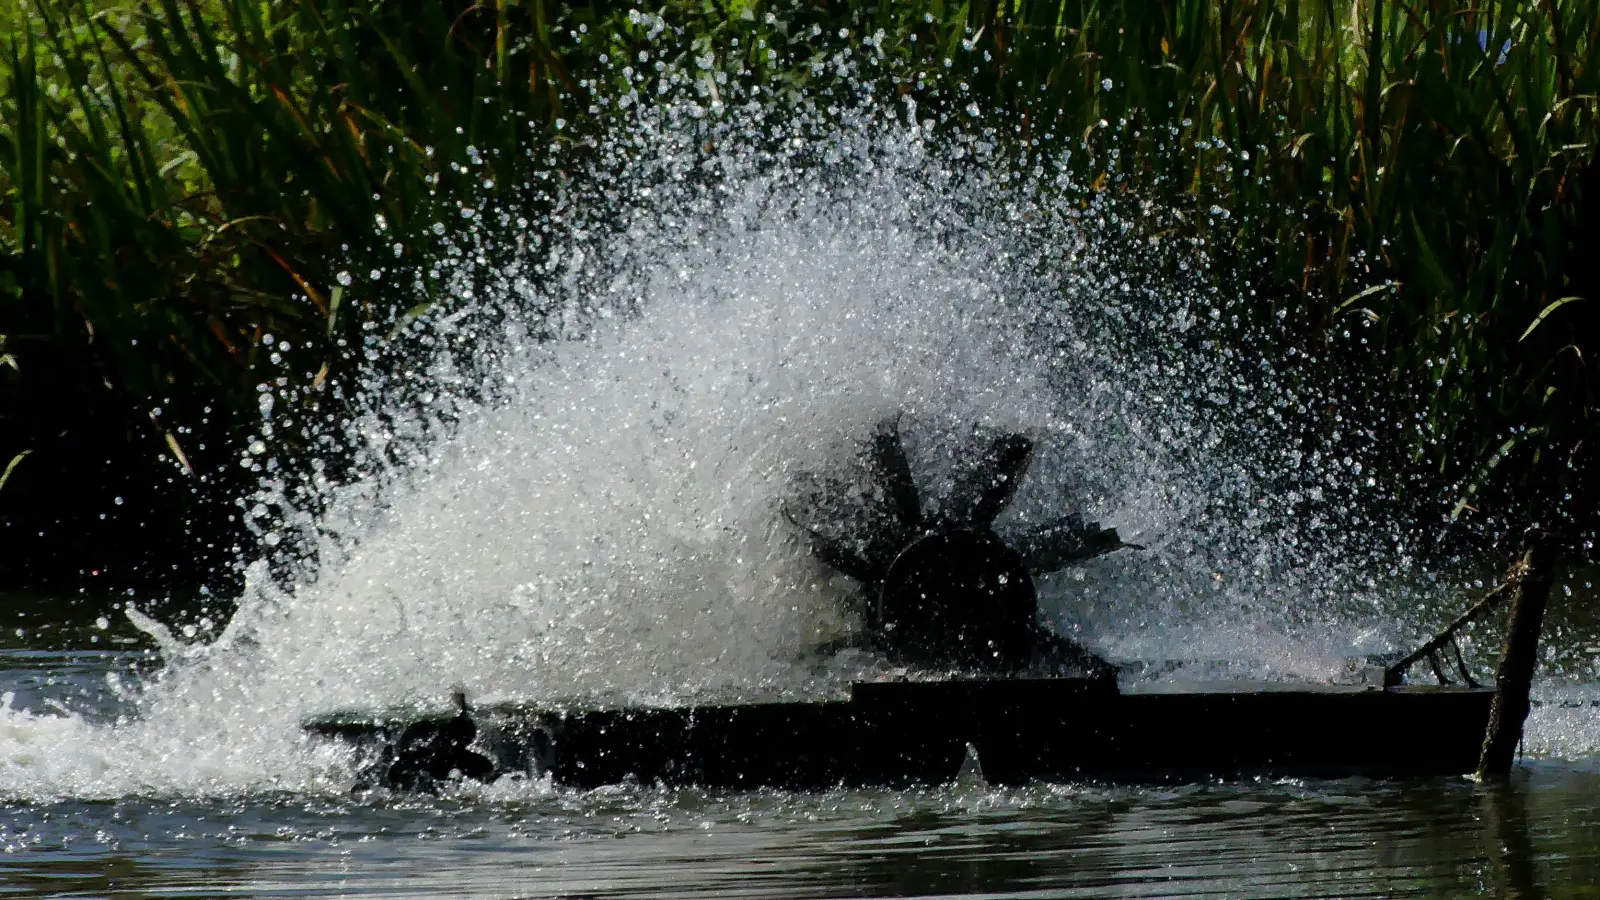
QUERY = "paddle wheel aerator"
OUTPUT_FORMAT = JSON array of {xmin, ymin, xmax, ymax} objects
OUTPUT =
[
  {"xmin": 784, "ymin": 416, "xmax": 1138, "ymax": 676},
  {"xmin": 303, "ymin": 414, "xmax": 1522, "ymax": 792}
]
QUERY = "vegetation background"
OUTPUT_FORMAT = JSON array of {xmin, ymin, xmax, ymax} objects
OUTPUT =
[{"xmin": 1, "ymin": 0, "xmax": 1595, "ymax": 594}]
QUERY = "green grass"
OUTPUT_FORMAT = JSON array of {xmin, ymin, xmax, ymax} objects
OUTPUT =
[
  {"xmin": 0, "ymin": 0, "xmax": 1596, "ymax": 585},
  {"xmin": 953, "ymin": 0, "xmax": 1600, "ymax": 544}
]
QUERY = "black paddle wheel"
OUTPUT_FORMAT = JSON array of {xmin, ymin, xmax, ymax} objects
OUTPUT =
[{"xmin": 786, "ymin": 416, "xmax": 1137, "ymax": 677}]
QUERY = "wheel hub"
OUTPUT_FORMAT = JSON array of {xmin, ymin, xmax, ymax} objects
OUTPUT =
[
  {"xmin": 878, "ymin": 529, "xmax": 1036, "ymax": 673},
  {"xmin": 785, "ymin": 415, "xmax": 1137, "ymax": 674}
]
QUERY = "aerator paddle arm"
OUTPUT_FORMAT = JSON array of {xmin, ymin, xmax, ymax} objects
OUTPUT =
[{"xmin": 1014, "ymin": 517, "xmax": 1143, "ymax": 574}]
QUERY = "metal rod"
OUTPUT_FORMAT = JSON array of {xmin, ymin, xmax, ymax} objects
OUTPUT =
[
  {"xmin": 1427, "ymin": 650, "xmax": 1452, "ymax": 686},
  {"xmin": 1449, "ymin": 635, "xmax": 1480, "ymax": 688},
  {"xmin": 1384, "ymin": 572, "xmax": 1523, "ymax": 687}
]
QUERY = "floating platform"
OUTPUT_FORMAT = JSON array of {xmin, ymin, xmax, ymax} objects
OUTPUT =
[{"xmin": 304, "ymin": 677, "xmax": 1496, "ymax": 790}]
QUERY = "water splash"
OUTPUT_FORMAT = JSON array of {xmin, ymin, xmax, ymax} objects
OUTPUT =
[{"xmin": 2, "ymin": 93, "xmax": 1591, "ymax": 799}]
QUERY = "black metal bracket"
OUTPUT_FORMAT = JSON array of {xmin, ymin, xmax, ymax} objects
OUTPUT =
[{"xmin": 1383, "ymin": 566, "xmax": 1526, "ymax": 688}]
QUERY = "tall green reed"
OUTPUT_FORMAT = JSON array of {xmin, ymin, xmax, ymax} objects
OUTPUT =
[
  {"xmin": 1, "ymin": 0, "xmax": 1595, "ymax": 586},
  {"xmin": 920, "ymin": 0, "xmax": 1599, "ymax": 548}
]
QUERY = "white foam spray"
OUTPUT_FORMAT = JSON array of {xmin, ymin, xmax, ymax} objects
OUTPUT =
[{"xmin": 3, "ymin": 93, "xmax": 1592, "ymax": 800}]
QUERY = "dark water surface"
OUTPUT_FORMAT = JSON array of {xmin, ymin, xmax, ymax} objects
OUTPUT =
[
  {"xmin": 4, "ymin": 767, "xmax": 1599, "ymax": 898},
  {"xmin": 3, "ymin": 627, "xmax": 1600, "ymax": 898}
]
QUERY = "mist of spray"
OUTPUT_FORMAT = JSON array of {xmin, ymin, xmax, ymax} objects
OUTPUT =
[{"xmin": 5, "ymin": 83, "xmax": 1588, "ymax": 801}]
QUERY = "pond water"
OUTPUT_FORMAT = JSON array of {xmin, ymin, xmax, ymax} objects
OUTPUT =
[
  {"xmin": 5, "ymin": 766, "xmax": 1600, "ymax": 898},
  {"xmin": 3, "ymin": 633, "xmax": 1599, "ymax": 898}
]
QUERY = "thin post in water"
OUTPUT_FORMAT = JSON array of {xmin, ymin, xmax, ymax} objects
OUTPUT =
[{"xmin": 1477, "ymin": 540, "xmax": 1559, "ymax": 778}]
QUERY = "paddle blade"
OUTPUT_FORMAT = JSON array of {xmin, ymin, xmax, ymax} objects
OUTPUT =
[
  {"xmin": 783, "ymin": 504, "xmax": 880, "ymax": 584},
  {"xmin": 1014, "ymin": 517, "xmax": 1134, "ymax": 574},
  {"xmin": 865, "ymin": 416, "xmax": 922, "ymax": 530},
  {"xmin": 943, "ymin": 431, "xmax": 1034, "ymax": 529}
]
